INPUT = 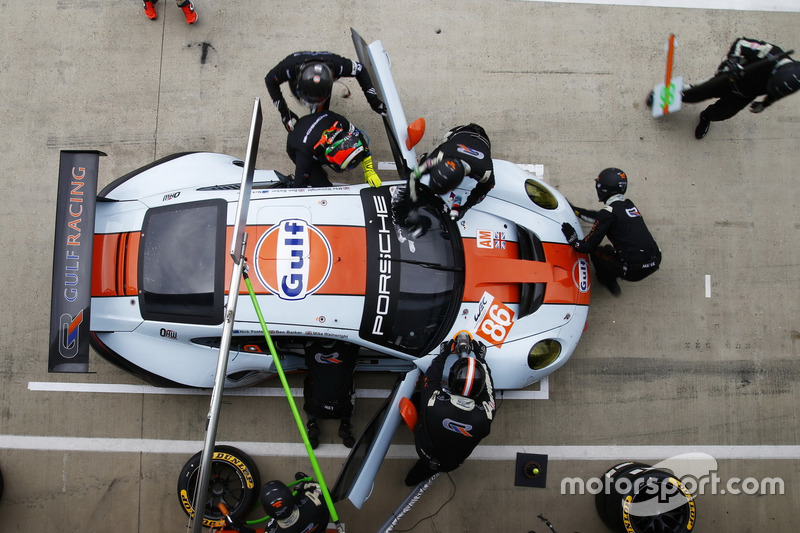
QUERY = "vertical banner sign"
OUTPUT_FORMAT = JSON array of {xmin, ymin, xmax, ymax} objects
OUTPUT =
[{"xmin": 49, "ymin": 151, "xmax": 104, "ymax": 372}]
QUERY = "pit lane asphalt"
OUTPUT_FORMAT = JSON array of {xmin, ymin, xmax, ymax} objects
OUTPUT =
[{"xmin": 1, "ymin": 1, "xmax": 799, "ymax": 531}]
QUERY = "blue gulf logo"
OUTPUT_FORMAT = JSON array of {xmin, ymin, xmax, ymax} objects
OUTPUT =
[{"xmin": 254, "ymin": 219, "xmax": 333, "ymax": 301}]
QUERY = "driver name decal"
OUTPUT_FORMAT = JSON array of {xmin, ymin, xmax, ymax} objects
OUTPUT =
[{"xmin": 254, "ymin": 219, "xmax": 332, "ymax": 301}]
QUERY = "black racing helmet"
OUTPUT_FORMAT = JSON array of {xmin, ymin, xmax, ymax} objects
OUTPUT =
[
  {"xmin": 260, "ymin": 480, "xmax": 296, "ymax": 520},
  {"xmin": 297, "ymin": 62, "xmax": 333, "ymax": 107},
  {"xmin": 429, "ymin": 158, "xmax": 466, "ymax": 195},
  {"xmin": 767, "ymin": 62, "xmax": 800, "ymax": 101},
  {"xmin": 596, "ymin": 167, "xmax": 627, "ymax": 202},
  {"xmin": 448, "ymin": 356, "xmax": 485, "ymax": 398}
]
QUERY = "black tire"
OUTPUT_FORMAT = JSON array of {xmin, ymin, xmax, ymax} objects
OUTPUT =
[
  {"xmin": 595, "ymin": 462, "xmax": 650, "ymax": 529},
  {"xmin": 601, "ymin": 462, "xmax": 656, "ymax": 531},
  {"xmin": 598, "ymin": 462, "xmax": 696, "ymax": 533},
  {"xmin": 177, "ymin": 446, "xmax": 261, "ymax": 528}
]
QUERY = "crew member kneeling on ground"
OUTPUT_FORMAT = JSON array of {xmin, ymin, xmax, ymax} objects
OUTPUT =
[{"xmin": 562, "ymin": 167, "xmax": 661, "ymax": 296}]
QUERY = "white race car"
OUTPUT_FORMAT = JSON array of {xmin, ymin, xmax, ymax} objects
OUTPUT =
[{"xmin": 88, "ymin": 142, "xmax": 588, "ymax": 389}]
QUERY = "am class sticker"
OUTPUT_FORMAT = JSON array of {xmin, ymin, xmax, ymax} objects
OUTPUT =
[{"xmin": 476, "ymin": 229, "xmax": 506, "ymax": 249}]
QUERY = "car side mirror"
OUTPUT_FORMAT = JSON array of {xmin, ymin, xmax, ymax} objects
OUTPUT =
[{"xmin": 406, "ymin": 118, "xmax": 426, "ymax": 150}]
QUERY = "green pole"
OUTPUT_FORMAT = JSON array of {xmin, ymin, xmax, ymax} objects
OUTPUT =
[{"xmin": 242, "ymin": 268, "xmax": 340, "ymax": 526}]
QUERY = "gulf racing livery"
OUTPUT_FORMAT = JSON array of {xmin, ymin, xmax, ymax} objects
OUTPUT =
[{"xmin": 87, "ymin": 151, "xmax": 589, "ymax": 391}]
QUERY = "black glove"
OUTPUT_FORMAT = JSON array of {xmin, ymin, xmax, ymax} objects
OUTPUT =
[
  {"xmin": 718, "ymin": 58, "xmax": 745, "ymax": 80},
  {"xmin": 281, "ymin": 109, "xmax": 299, "ymax": 133},
  {"xmin": 440, "ymin": 340, "xmax": 453, "ymax": 356},
  {"xmin": 471, "ymin": 340, "xmax": 487, "ymax": 361},
  {"xmin": 368, "ymin": 96, "xmax": 387, "ymax": 115},
  {"xmin": 561, "ymin": 222, "xmax": 579, "ymax": 245}
]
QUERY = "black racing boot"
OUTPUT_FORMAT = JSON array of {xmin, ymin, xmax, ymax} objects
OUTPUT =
[
  {"xmin": 695, "ymin": 113, "xmax": 711, "ymax": 139},
  {"xmin": 604, "ymin": 278, "xmax": 621, "ymax": 296},
  {"xmin": 598, "ymin": 275, "xmax": 621, "ymax": 296},
  {"xmin": 338, "ymin": 419, "xmax": 355, "ymax": 448},
  {"xmin": 306, "ymin": 419, "xmax": 320, "ymax": 449}
]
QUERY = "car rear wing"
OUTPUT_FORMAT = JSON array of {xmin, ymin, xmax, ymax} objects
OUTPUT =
[{"xmin": 49, "ymin": 150, "xmax": 105, "ymax": 372}]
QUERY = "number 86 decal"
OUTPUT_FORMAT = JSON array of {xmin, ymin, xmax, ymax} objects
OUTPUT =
[{"xmin": 474, "ymin": 294, "xmax": 515, "ymax": 347}]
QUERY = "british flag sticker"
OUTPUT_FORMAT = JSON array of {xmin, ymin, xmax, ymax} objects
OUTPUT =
[
  {"xmin": 494, "ymin": 232, "xmax": 506, "ymax": 249},
  {"xmin": 476, "ymin": 229, "xmax": 506, "ymax": 249}
]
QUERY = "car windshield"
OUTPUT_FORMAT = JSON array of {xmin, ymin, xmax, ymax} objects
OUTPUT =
[
  {"xmin": 359, "ymin": 184, "xmax": 465, "ymax": 356},
  {"xmin": 138, "ymin": 199, "xmax": 226, "ymax": 325}
]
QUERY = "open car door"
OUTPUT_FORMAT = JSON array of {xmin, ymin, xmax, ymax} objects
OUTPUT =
[
  {"xmin": 332, "ymin": 367, "xmax": 419, "ymax": 508},
  {"xmin": 351, "ymin": 28, "xmax": 420, "ymax": 176}
]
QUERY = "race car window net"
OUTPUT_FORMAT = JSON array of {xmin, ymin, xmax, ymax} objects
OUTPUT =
[
  {"xmin": 359, "ymin": 185, "xmax": 465, "ymax": 356},
  {"xmin": 515, "ymin": 224, "xmax": 546, "ymax": 318},
  {"xmin": 138, "ymin": 199, "xmax": 226, "ymax": 325}
]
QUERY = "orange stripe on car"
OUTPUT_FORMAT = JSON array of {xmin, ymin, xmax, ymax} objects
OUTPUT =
[
  {"xmin": 462, "ymin": 239, "xmax": 590, "ymax": 306},
  {"xmin": 92, "ymin": 232, "xmax": 141, "ymax": 297}
]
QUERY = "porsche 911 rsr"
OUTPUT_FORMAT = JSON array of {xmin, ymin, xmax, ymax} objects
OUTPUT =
[{"xmin": 87, "ymin": 150, "xmax": 589, "ymax": 390}]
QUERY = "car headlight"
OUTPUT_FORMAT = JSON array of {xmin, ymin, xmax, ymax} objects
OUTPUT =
[
  {"xmin": 527, "ymin": 339, "xmax": 562, "ymax": 369},
  {"xmin": 525, "ymin": 179, "xmax": 558, "ymax": 210}
]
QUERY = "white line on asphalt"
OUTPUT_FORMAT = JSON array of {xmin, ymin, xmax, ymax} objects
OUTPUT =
[
  {"xmin": 1, "ymin": 435, "xmax": 798, "ymax": 460},
  {"xmin": 705, "ymin": 274, "xmax": 712, "ymax": 298},
  {"xmin": 27, "ymin": 379, "xmax": 549, "ymax": 400},
  {"xmin": 515, "ymin": 0, "xmax": 799, "ymax": 12}
]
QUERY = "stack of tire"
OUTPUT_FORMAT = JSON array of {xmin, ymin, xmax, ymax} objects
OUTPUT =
[{"xmin": 596, "ymin": 462, "xmax": 696, "ymax": 533}]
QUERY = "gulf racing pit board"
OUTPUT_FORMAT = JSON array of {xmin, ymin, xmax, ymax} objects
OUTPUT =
[{"xmin": 652, "ymin": 34, "xmax": 683, "ymax": 118}]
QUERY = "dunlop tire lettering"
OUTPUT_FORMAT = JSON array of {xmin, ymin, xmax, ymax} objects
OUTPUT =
[{"xmin": 176, "ymin": 446, "xmax": 261, "ymax": 528}]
